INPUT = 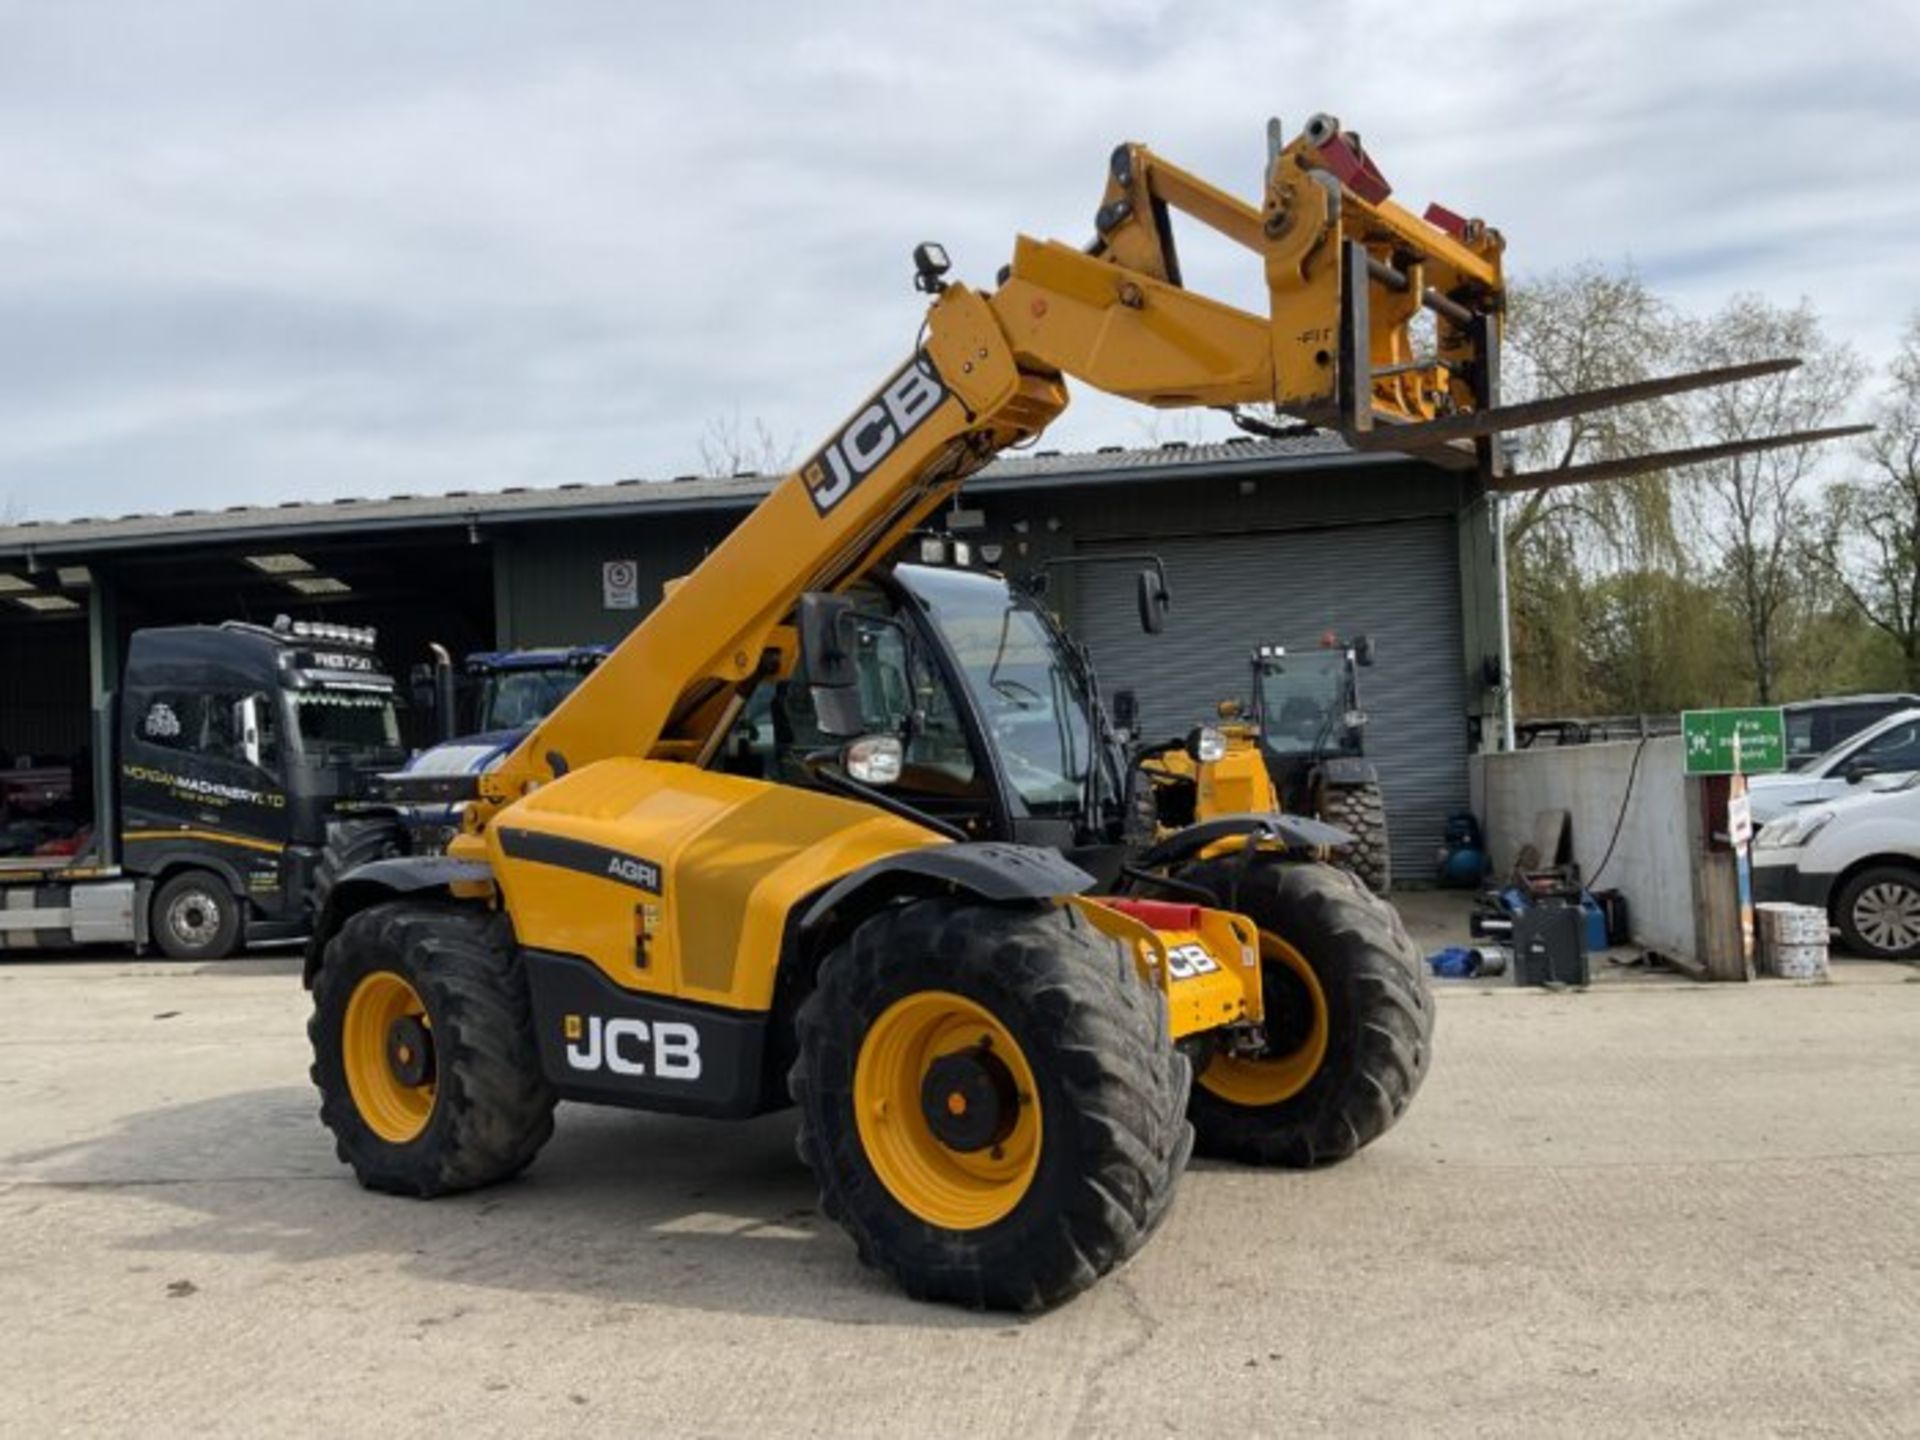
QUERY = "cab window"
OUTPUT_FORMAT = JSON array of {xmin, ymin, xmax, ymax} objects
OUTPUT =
[{"xmin": 723, "ymin": 607, "xmax": 982, "ymax": 810}]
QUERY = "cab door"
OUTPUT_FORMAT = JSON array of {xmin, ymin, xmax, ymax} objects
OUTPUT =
[{"xmin": 121, "ymin": 686, "xmax": 294, "ymax": 906}]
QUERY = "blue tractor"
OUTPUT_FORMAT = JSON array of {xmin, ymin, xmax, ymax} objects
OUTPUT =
[{"xmin": 312, "ymin": 644, "xmax": 610, "ymax": 914}]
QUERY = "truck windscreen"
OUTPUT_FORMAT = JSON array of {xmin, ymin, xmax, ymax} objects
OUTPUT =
[{"xmin": 291, "ymin": 689, "xmax": 403, "ymax": 758}]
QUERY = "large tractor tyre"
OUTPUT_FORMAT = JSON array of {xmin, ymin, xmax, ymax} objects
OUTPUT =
[
  {"xmin": 791, "ymin": 897, "xmax": 1193, "ymax": 1312},
  {"xmin": 311, "ymin": 816, "xmax": 409, "ymax": 929},
  {"xmin": 151, "ymin": 869, "xmax": 245, "ymax": 961},
  {"xmin": 1181, "ymin": 857, "xmax": 1431, "ymax": 1168},
  {"xmin": 1318, "ymin": 781, "xmax": 1392, "ymax": 895},
  {"xmin": 309, "ymin": 900, "xmax": 556, "ymax": 1198}
]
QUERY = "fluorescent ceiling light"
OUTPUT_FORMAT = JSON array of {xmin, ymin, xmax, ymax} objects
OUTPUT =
[
  {"xmin": 56, "ymin": 566, "xmax": 91, "ymax": 587},
  {"xmin": 245, "ymin": 553, "xmax": 314, "ymax": 574},
  {"xmin": 13, "ymin": 594, "xmax": 81, "ymax": 612},
  {"xmin": 0, "ymin": 574, "xmax": 34, "ymax": 594},
  {"xmin": 286, "ymin": 576, "xmax": 351, "ymax": 596}
]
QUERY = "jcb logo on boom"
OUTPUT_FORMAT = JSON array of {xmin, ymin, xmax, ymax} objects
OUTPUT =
[
  {"xmin": 563, "ymin": 1013, "xmax": 702, "ymax": 1081},
  {"xmin": 802, "ymin": 356, "xmax": 947, "ymax": 515},
  {"xmin": 1165, "ymin": 943, "xmax": 1221, "ymax": 980}
]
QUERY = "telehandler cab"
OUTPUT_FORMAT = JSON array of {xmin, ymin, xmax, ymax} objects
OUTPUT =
[
  {"xmin": 307, "ymin": 114, "xmax": 1861, "ymax": 1310},
  {"xmin": 1146, "ymin": 636, "xmax": 1392, "ymax": 893}
]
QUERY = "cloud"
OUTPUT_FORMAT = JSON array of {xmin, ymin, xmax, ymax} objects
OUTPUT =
[{"xmin": 1, "ymin": 0, "xmax": 1914, "ymax": 518}]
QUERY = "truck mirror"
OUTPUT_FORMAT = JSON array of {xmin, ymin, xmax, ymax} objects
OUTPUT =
[
  {"xmin": 1137, "ymin": 568, "xmax": 1170, "ymax": 634},
  {"xmin": 408, "ymin": 663, "xmax": 436, "ymax": 711},
  {"xmin": 797, "ymin": 592, "xmax": 866, "ymax": 738},
  {"xmin": 235, "ymin": 695, "xmax": 263, "ymax": 769},
  {"xmin": 1111, "ymin": 689, "xmax": 1139, "ymax": 733},
  {"xmin": 1353, "ymin": 633, "xmax": 1376, "ymax": 666}
]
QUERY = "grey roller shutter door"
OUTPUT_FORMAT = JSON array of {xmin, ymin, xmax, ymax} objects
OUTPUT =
[{"xmin": 1072, "ymin": 520, "xmax": 1467, "ymax": 881}]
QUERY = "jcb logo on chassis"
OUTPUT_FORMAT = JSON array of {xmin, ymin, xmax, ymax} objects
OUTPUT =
[
  {"xmin": 1165, "ymin": 943, "xmax": 1221, "ymax": 980},
  {"xmin": 801, "ymin": 355, "xmax": 947, "ymax": 515},
  {"xmin": 563, "ymin": 1013, "xmax": 702, "ymax": 1081}
]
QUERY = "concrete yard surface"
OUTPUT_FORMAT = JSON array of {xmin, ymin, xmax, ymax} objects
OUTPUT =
[{"xmin": 1, "ymin": 949, "xmax": 1916, "ymax": 1437}]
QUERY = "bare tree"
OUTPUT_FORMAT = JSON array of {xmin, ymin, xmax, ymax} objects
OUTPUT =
[
  {"xmin": 699, "ymin": 409, "xmax": 796, "ymax": 479},
  {"xmin": 1502, "ymin": 263, "xmax": 1687, "ymax": 565},
  {"xmin": 1499, "ymin": 264, "xmax": 1690, "ymax": 715},
  {"xmin": 1819, "ymin": 314, "xmax": 1920, "ymax": 687},
  {"xmin": 1680, "ymin": 297, "xmax": 1863, "ymax": 702}
]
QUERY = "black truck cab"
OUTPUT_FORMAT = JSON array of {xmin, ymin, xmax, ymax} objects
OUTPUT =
[{"xmin": 0, "ymin": 618, "xmax": 402, "ymax": 958}]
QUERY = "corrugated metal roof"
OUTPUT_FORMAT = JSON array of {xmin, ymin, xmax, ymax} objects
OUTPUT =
[{"xmin": 0, "ymin": 431, "xmax": 1385, "ymax": 558}]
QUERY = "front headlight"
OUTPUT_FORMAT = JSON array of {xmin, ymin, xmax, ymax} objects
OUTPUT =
[
  {"xmin": 1754, "ymin": 808, "xmax": 1834, "ymax": 850},
  {"xmin": 1187, "ymin": 725, "xmax": 1227, "ymax": 764}
]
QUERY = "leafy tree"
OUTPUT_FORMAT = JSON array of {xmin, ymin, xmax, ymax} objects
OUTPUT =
[{"xmin": 1818, "ymin": 314, "xmax": 1920, "ymax": 688}]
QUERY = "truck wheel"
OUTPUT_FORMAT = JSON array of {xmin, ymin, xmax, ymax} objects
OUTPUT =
[
  {"xmin": 311, "ymin": 817, "xmax": 408, "ymax": 928},
  {"xmin": 1319, "ymin": 781, "xmax": 1392, "ymax": 895},
  {"xmin": 1181, "ymin": 857, "xmax": 1431, "ymax": 1167},
  {"xmin": 1835, "ymin": 864, "xmax": 1920, "ymax": 959},
  {"xmin": 151, "ymin": 870, "xmax": 244, "ymax": 960},
  {"xmin": 309, "ymin": 900, "xmax": 555, "ymax": 1197},
  {"xmin": 791, "ymin": 897, "xmax": 1192, "ymax": 1311}
]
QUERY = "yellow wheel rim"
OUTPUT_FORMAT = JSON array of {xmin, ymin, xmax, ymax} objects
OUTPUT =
[
  {"xmin": 343, "ymin": 971, "xmax": 437, "ymax": 1144},
  {"xmin": 854, "ymin": 991, "xmax": 1042, "ymax": 1231},
  {"xmin": 1199, "ymin": 932, "xmax": 1330, "ymax": 1108}
]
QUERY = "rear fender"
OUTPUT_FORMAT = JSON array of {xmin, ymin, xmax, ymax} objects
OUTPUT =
[{"xmin": 797, "ymin": 842, "xmax": 1095, "ymax": 953}]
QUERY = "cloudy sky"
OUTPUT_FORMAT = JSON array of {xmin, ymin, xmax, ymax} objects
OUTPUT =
[{"xmin": 2, "ymin": 0, "xmax": 1915, "ymax": 520}]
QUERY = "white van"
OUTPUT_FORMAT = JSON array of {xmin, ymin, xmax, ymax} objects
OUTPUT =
[
  {"xmin": 1747, "ymin": 707, "xmax": 1920, "ymax": 826},
  {"xmin": 1752, "ymin": 776, "xmax": 1920, "ymax": 958}
]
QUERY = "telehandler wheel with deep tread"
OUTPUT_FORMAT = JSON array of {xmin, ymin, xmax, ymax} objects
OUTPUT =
[
  {"xmin": 791, "ymin": 896, "xmax": 1193, "ymax": 1312},
  {"xmin": 1181, "ymin": 856, "xmax": 1431, "ymax": 1167},
  {"xmin": 311, "ymin": 816, "xmax": 408, "ymax": 929},
  {"xmin": 1319, "ymin": 781, "xmax": 1392, "ymax": 895},
  {"xmin": 309, "ymin": 900, "xmax": 556, "ymax": 1198}
]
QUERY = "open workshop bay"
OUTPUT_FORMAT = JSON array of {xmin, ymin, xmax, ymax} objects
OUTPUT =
[{"xmin": 1, "ymin": 923, "xmax": 1914, "ymax": 1438}]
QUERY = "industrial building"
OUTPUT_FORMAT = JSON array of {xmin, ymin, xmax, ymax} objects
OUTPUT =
[{"xmin": 0, "ymin": 435, "xmax": 1505, "ymax": 877}]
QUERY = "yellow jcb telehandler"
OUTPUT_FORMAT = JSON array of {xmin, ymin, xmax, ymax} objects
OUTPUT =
[{"xmin": 306, "ymin": 115, "xmax": 1860, "ymax": 1310}]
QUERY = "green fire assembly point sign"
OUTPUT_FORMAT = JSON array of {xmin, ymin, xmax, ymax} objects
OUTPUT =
[{"xmin": 1681, "ymin": 707, "xmax": 1787, "ymax": 776}]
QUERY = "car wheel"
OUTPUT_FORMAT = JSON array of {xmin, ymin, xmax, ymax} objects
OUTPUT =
[{"xmin": 1835, "ymin": 865, "xmax": 1920, "ymax": 959}]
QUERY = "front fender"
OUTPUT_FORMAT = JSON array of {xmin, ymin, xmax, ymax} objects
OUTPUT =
[
  {"xmin": 1137, "ymin": 812, "xmax": 1354, "ymax": 870},
  {"xmin": 302, "ymin": 855, "xmax": 494, "ymax": 987}
]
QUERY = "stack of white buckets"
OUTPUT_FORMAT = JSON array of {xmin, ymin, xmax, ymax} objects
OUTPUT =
[{"xmin": 1755, "ymin": 903, "xmax": 1831, "ymax": 979}]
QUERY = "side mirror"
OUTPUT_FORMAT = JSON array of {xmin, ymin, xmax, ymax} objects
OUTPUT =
[
  {"xmin": 1111, "ymin": 689, "xmax": 1139, "ymax": 733},
  {"xmin": 842, "ymin": 735, "xmax": 903, "ymax": 787},
  {"xmin": 408, "ymin": 662, "xmax": 437, "ymax": 713},
  {"xmin": 1841, "ymin": 757, "xmax": 1876, "ymax": 784},
  {"xmin": 1353, "ymin": 634, "xmax": 1377, "ymax": 667},
  {"xmin": 797, "ymin": 592, "xmax": 866, "ymax": 737},
  {"xmin": 1137, "ymin": 568, "xmax": 1170, "ymax": 635}
]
